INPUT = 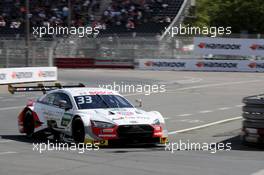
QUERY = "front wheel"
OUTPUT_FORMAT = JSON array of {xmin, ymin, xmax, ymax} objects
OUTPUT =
[
  {"xmin": 72, "ymin": 118, "xmax": 85, "ymax": 144},
  {"xmin": 24, "ymin": 111, "xmax": 35, "ymax": 137}
]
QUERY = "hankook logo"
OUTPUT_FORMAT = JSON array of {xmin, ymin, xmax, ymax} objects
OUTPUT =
[
  {"xmin": 248, "ymin": 62, "xmax": 264, "ymax": 69},
  {"xmin": 12, "ymin": 72, "xmax": 33, "ymax": 79},
  {"xmin": 0, "ymin": 73, "xmax": 6, "ymax": 80},
  {"xmin": 250, "ymin": 44, "xmax": 264, "ymax": 50},
  {"xmin": 196, "ymin": 62, "xmax": 238, "ymax": 68},
  {"xmin": 144, "ymin": 61, "xmax": 186, "ymax": 68},
  {"xmin": 198, "ymin": 43, "xmax": 241, "ymax": 50},
  {"xmin": 38, "ymin": 71, "xmax": 56, "ymax": 78}
]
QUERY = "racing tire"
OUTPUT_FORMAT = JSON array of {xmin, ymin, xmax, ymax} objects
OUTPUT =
[
  {"xmin": 24, "ymin": 111, "xmax": 35, "ymax": 137},
  {"xmin": 72, "ymin": 118, "xmax": 85, "ymax": 144},
  {"xmin": 243, "ymin": 95, "xmax": 264, "ymax": 105}
]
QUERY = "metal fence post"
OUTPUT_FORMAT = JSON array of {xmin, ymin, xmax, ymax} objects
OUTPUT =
[
  {"xmin": 32, "ymin": 46, "xmax": 36, "ymax": 66},
  {"xmin": 6, "ymin": 49, "xmax": 10, "ymax": 68},
  {"xmin": 48, "ymin": 47, "xmax": 54, "ymax": 67}
]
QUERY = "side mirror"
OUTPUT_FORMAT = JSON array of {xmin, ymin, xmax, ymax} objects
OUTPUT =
[
  {"xmin": 58, "ymin": 100, "xmax": 71, "ymax": 110},
  {"xmin": 135, "ymin": 99, "xmax": 143, "ymax": 108}
]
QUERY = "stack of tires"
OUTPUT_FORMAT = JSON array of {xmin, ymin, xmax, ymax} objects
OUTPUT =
[{"xmin": 241, "ymin": 94, "xmax": 264, "ymax": 144}]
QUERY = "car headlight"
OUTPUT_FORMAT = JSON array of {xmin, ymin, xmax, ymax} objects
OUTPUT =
[
  {"xmin": 91, "ymin": 120, "xmax": 115, "ymax": 128},
  {"xmin": 152, "ymin": 119, "xmax": 160, "ymax": 125}
]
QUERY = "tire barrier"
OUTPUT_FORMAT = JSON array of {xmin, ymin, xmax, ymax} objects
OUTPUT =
[
  {"xmin": 242, "ymin": 95, "xmax": 264, "ymax": 143},
  {"xmin": 242, "ymin": 94, "xmax": 264, "ymax": 128},
  {"xmin": 243, "ymin": 95, "xmax": 264, "ymax": 122}
]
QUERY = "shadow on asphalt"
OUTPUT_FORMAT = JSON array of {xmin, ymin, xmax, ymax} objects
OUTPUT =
[
  {"xmin": 220, "ymin": 136, "xmax": 264, "ymax": 151},
  {"xmin": 0, "ymin": 134, "xmax": 47, "ymax": 144},
  {"xmin": 0, "ymin": 134, "xmax": 165, "ymax": 153}
]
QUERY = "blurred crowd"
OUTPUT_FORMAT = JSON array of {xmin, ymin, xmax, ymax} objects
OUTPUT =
[
  {"xmin": 0, "ymin": 0, "xmax": 172, "ymax": 33},
  {"xmin": 99, "ymin": 0, "xmax": 171, "ymax": 31}
]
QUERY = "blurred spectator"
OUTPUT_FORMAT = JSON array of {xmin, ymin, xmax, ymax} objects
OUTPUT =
[
  {"xmin": 0, "ymin": 16, "xmax": 6, "ymax": 27},
  {"xmin": 0, "ymin": 0, "xmax": 176, "ymax": 34},
  {"xmin": 100, "ymin": 0, "xmax": 170, "ymax": 31}
]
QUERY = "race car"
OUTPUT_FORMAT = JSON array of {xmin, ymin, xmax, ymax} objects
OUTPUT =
[{"xmin": 9, "ymin": 83, "xmax": 168, "ymax": 146}]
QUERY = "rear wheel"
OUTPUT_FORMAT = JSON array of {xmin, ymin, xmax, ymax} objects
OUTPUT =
[
  {"xmin": 72, "ymin": 118, "xmax": 85, "ymax": 144},
  {"xmin": 24, "ymin": 111, "xmax": 35, "ymax": 137}
]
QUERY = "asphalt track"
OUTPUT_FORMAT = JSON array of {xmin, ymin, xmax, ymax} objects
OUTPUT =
[{"xmin": 0, "ymin": 69, "xmax": 264, "ymax": 175}]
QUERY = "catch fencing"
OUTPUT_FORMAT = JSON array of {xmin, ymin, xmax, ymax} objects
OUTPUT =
[
  {"xmin": 1, "ymin": 35, "xmax": 264, "ymax": 69},
  {"xmin": 0, "ymin": 36, "xmax": 195, "ymax": 68}
]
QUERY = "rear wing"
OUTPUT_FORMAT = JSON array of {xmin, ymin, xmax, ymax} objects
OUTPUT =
[{"xmin": 8, "ymin": 83, "xmax": 85, "ymax": 94}]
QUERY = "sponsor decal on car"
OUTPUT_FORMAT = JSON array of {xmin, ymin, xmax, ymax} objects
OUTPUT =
[
  {"xmin": 61, "ymin": 113, "xmax": 73, "ymax": 126},
  {"xmin": 89, "ymin": 91, "xmax": 114, "ymax": 95},
  {"xmin": 116, "ymin": 111, "xmax": 134, "ymax": 116},
  {"xmin": 112, "ymin": 116, "xmax": 125, "ymax": 121}
]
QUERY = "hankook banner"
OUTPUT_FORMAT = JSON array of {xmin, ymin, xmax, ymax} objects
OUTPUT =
[
  {"xmin": 194, "ymin": 37, "xmax": 264, "ymax": 56},
  {"xmin": 0, "ymin": 67, "xmax": 58, "ymax": 84},
  {"xmin": 136, "ymin": 59, "xmax": 264, "ymax": 72}
]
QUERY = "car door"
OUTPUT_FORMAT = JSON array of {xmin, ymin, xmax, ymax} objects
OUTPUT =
[
  {"xmin": 52, "ymin": 92, "xmax": 74, "ymax": 129},
  {"xmin": 34, "ymin": 93, "xmax": 57, "ymax": 127}
]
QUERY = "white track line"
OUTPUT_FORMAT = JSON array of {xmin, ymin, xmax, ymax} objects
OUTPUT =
[
  {"xmin": 0, "ymin": 140, "xmax": 12, "ymax": 143},
  {"xmin": 199, "ymin": 110, "xmax": 213, "ymax": 114},
  {"xmin": 0, "ymin": 106, "xmax": 24, "ymax": 111},
  {"xmin": 218, "ymin": 107, "xmax": 231, "ymax": 111},
  {"xmin": 167, "ymin": 80, "xmax": 261, "ymax": 92},
  {"xmin": 177, "ymin": 114, "xmax": 192, "ymax": 117},
  {"xmin": 0, "ymin": 151, "xmax": 17, "ymax": 155},
  {"xmin": 168, "ymin": 116, "xmax": 242, "ymax": 135},
  {"xmin": 235, "ymin": 104, "xmax": 243, "ymax": 108}
]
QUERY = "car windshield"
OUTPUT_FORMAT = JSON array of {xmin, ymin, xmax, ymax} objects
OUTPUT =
[{"xmin": 74, "ymin": 95, "xmax": 134, "ymax": 109}]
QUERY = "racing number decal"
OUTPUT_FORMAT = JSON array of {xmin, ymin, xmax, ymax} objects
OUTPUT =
[
  {"xmin": 76, "ymin": 96, "xmax": 92, "ymax": 104},
  {"xmin": 61, "ymin": 113, "xmax": 73, "ymax": 126}
]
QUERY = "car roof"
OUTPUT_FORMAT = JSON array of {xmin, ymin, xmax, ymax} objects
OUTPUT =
[{"xmin": 57, "ymin": 87, "xmax": 121, "ymax": 96}]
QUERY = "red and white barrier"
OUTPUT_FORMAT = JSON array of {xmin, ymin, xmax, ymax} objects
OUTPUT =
[
  {"xmin": 94, "ymin": 59, "xmax": 134, "ymax": 69},
  {"xmin": 55, "ymin": 57, "xmax": 133, "ymax": 69},
  {"xmin": 194, "ymin": 37, "xmax": 264, "ymax": 56},
  {"xmin": 135, "ymin": 59, "xmax": 264, "ymax": 72},
  {"xmin": 0, "ymin": 67, "xmax": 57, "ymax": 84}
]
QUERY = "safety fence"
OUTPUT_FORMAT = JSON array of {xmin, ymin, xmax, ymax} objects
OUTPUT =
[
  {"xmin": 1, "ymin": 36, "xmax": 264, "ymax": 71},
  {"xmin": 0, "ymin": 36, "xmax": 195, "ymax": 68}
]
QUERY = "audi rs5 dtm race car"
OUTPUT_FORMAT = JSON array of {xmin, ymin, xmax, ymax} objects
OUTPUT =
[{"xmin": 9, "ymin": 83, "xmax": 168, "ymax": 146}]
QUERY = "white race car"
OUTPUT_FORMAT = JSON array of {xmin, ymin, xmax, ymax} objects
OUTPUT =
[{"xmin": 9, "ymin": 84, "xmax": 168, "ymax": 146}]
